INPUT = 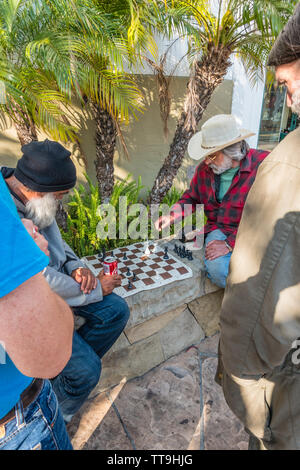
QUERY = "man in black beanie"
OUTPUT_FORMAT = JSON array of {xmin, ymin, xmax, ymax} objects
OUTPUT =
[
  {"xmin": 2, "ymin": 139, "xmax": 130, "ymax": 424},
  {"xmin": 216, "ymin": 2, "xmax": 300, "ymax": 450}
]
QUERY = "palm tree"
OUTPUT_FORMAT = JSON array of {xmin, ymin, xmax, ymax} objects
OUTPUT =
[
  {"xmin": 25, "ymin": 0, "xmax": 150, "ymax": 201},
  {"xmin": 78, "ymin": 0, "xmax": 157, "ymax": 201},
  {"xmin": 149, "ymin": 0, "xmax": 297, "ymax": 204},
  {"xmin": 0, "ymin": 0, "xmax": 77, "ymax": 146}
]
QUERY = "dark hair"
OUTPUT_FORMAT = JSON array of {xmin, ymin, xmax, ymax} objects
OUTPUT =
[{"xmin": 268, "ymin": 4, "xmax": 300, "ymax": 67}]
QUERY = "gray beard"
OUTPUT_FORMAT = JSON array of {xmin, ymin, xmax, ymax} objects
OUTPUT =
[
  {"xmin": 291, "ymin": 88, "xmax": 300, "ymax": 116},
  {"xmin": 25, "ymin": 193, "xmax": 59, "ymax": 229},
  {"xmin": 209, "ymin": 155, "xmax": 233, "ymax": 174}
]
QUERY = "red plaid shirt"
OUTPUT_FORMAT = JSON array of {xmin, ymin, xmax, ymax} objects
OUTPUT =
[{"xmin": 175, "ymin": 149, "xmax": 269, "ymax": 248}]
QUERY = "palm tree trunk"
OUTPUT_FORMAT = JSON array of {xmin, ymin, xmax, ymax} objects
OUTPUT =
[
  {"xmin": 92, "ymin": 103, "xmax": 117, "ymax": 202},
  {"xmin": 12, "ymin": 108, "xmax": 38, "ymax": 147},
  {"xmin": 149, "ymin": 44, "xmax": 232, "ymax": 204}
]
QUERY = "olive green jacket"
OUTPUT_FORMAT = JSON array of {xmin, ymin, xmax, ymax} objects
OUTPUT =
[{"xmin": 220, "ymin": 128, "xmax": 300, "ymax": 377}]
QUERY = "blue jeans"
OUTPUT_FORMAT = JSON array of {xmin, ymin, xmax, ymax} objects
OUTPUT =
[
  {"xmin": 0, "ymin": 380, "xmax": 72, "ymax": 450},
  {"xmin": 51, "ymin": 293, "xmax": 130, "ymax": 422},
  {"xmin": 204, "ymin": 229, "xmax": 232, "ymax": 288}
]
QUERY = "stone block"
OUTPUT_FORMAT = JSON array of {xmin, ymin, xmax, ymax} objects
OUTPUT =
[
  {"xmin": 93, "ymin": 334, "xmax": 164, "ymax": 393},
  {"xmin": 124, "ymin": 241, "xmax": 206, "ymax": 329},
  {"xmin": 159, "ymin": 307, "xmax": 205, "ymax": 360},
  {"xmin": 204, "ymin": 278, "xmax": 223, "ymax": 295},
  {"xmin": 188, "ymin": 290, "xmax": 224, "ymax": 337},
  {"xmin": 109, "ymin": 332, "xmax": 130, "ymax": 353},
  {"xmin": 125, "ymin": 304, "xmax": 186, "ymax": 344}
]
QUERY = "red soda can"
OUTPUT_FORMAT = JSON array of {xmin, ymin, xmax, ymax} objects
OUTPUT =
[{"xmin": 103, "ymin": 256, "xmax": 118, "ymax": 276}]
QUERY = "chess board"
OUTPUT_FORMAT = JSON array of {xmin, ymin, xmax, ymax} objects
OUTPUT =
[{"xmin": 82, "ymin": 241, "xmax": 193, "ymax": 298}]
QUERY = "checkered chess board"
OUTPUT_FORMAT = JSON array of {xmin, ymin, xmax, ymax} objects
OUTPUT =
[{"xmin": 82, "ymin": 241, "xmax": 193, "ymax": 298}]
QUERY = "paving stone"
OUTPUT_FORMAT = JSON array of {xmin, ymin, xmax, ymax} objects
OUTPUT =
[
  {"xmin": 110, "ymin": 347, "xmax": 201, "ymax": 450},
  {"xmin": 159, "ymin": 308, "xmax": 205, "ymax": 360},
  {"xmin": 125, "ymin": 305, "xmax": 186, "ymax": 344},
  {"xmin": 188, "ymin": 289, "xmax": 224, "ymax": 337},
  {"xmin": 197, "ymin": 333, "xmax": 219, "ymax": 356},
  {"xmin": 201, "ymin": 356, "xmax": 248, "ymax": 450},
  {"xmin": 67, "ymin": 391, "xmax": 132, "ymax": 450}
]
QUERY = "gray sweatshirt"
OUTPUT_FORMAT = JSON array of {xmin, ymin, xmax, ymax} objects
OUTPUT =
[{"xmin": 2, "ymin": 167, "xmax": 103, "ymax": 307}]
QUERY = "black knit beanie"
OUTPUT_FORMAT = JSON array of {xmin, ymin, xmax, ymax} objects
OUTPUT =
[
  {"xmin": 268, "ymin": 3, "xmax": 300, "ymax": 67},
  {"xmin": 14, "ymin": 139, "xmax": 77, "ymax": 192}
]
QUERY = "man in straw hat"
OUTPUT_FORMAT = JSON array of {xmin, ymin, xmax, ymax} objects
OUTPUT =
[
  {"xmin": 216, "ymin": 2, "xmax": 300, "ymax": 450},
  {"xmin": 155, "ymin": 114, "xmax": 269, "ymax": 288}
]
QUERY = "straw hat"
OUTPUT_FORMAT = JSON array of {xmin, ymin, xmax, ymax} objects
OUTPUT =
[{"xmin": 187, "ymin": 114, "xmax": 255, "ymax": 161}]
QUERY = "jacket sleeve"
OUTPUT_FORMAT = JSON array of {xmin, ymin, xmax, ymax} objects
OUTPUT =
[
  {"xmin": 225, "ymin": 231, "xmax": 237, "ymax": 249},
  {"xmin": 61, "ymin": 240, "xmax": 86, "ymax": 275},
  {"xmin": 43, "ymin": 265, "xmax": 103, "ymax": 307}
]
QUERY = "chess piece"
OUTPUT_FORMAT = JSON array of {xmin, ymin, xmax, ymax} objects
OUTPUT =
[
  {"xmin": 145, "ymin": 243, "xmax": 150, "ymax": 256},
  {"xmin": 123, "ymin": 253, "xmax": 128, "ymax": 261},
  {"xmin": 132, "ymin": 272, "xmax": 137, "ymax": 282},
  {"xmin": 163, "ymin": 246, "xmax": 169, "ymax": 259},
  {"xmin": 188, "ymin": 251, "xmax": 193, "ymax": 261},
  {"xmin": 128, "ymin": 280, "xmax": 133, "ymax": 289},
  {"xmin": 174, "ymin": 244, "xmax": 178, "ymax": 254},
  {"xmin": 126, "ymin": 267, "xmax": 131, "ymax": 277},
  {"xmin": 179, "ymin": 232, "xmax": 186, "ymax": 244}
]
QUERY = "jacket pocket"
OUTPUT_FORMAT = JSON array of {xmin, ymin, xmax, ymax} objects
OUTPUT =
[{"xmin": 221, "ymin": 370, "xmax": 272, "ymax": 441}]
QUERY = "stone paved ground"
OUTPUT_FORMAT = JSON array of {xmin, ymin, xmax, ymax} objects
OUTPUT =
[{"xmin": 67, "ymin": 333, "xmax": 248, "ymax": 450}]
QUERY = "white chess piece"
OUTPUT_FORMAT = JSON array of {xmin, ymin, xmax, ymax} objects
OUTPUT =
[
  {"xmin": 144, "ymin": 242, "xmax": 150, "ymax": 256},
  {"xmin": 152, "ymin": 242, "xmax": 158, "ymax": 253}
]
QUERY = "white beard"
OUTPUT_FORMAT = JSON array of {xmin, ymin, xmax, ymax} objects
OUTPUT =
[
  {"xmin": 25, "ymin": 193, "xmax": 59, "ymax": 229},
  {"xmin": 291, "ymin": 88, "xmax": 300, "ymax": 116},
  {"xmin": 209, "ymin": 155, "xmax": 233, "ymax": 174}
]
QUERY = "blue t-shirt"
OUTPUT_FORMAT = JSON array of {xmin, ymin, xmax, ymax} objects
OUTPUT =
[{"xmin": 0, "ymin": 174, "xmax": 48, "ymax": 419}]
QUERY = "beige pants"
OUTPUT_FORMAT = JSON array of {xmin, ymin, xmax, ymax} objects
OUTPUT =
[{"xmin": 216, "ymin": 348, "xmax": 300, "ymax": 450}]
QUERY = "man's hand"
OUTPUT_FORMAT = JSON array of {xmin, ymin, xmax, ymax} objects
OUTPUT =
[
  {"xmin": 205, "ymin": 240, "xmax": 230, "ymax": 261},
  {"xmin": 71, "ymin": 267, "xmax": 98, "ymax": 294},
  {"xmin": 97, "ymin": 270, "xmax": 122, "ymax": 296},
  {"xmin": 21, "ymin": 218, "xmax": 49, "ymax": 257},
  {"xmin": 154, "ymin": 213, "xmax": 176, "ymax": 231}
]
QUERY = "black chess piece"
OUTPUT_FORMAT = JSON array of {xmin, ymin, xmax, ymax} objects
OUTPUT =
[
  {"xmin": 188, "ymin": 251, "xmax": 193, "ymax": 261},
  {"xmin": 163, "ymin": 246, "xmax": 169, "ymax": 259},
  {"xmin": 126, "ymin": 267, "xmax": 131, "ymax": 277},
  {"xmin": 123, "ymin": 253, "xmax": 127, "ymax": 261},
  {"xmin": 179, "ymin": 232, "xmax": 186, "ymax": 244},
  {"xmin": 174, "ymin": 244, "xmax": 178, "ymax": 254},
  {"xmin": 132, "ymin": 272, "xmax": 137, "ymax": 282},
  {"xmin": 182, "ymin": 246, "xmax": 186, "ymax": 257},
  {"xmin": 128, "ymin": 280, "xmax": 133, "ymax": 289}
]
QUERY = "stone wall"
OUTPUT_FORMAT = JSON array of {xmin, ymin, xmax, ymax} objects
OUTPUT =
[{"xmin": 87, "ymin": 240, "xmax": 224, "ymax": 396}]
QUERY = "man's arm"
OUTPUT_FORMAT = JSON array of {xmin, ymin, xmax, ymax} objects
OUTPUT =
[
  {"xmin": 0, "ymin": 272, "xmax": 74, "ymax": 379},
  {"xmin": 43, "ymin": 265, "xmax": 103, "ymax": 306}
]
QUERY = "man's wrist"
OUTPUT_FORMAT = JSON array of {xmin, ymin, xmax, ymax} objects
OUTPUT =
[{"xmin": 224, "ymin": 241, "xmax": 232, "ymax": 252}]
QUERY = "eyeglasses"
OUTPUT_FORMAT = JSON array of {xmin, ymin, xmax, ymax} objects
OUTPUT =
[{"xmin": 206, "ymin": 154, "xmax": 217, "ymax": 163}]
